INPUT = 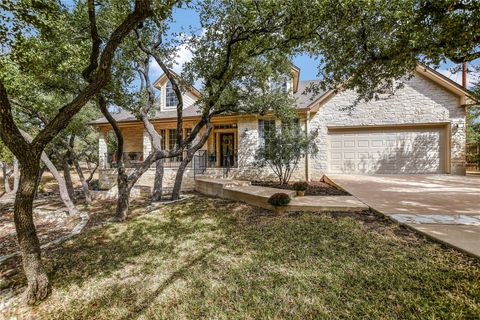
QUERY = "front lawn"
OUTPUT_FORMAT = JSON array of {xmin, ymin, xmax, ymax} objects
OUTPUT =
[{"xmin": 2, "ymin": 196, "xmax": 479, "ymax": 319}]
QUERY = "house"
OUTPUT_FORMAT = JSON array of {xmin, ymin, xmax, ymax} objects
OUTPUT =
[{"xmin": 91, "ymin": 65, "xmax": 469, "ymax": 192}]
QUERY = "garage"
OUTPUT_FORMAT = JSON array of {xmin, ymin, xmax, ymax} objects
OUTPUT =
[{"xmin": 327, "ymin": 126, "xmax": 447, "ymax": 174}]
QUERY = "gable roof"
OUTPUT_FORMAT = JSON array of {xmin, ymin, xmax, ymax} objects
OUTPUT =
[
  {"xmin": 152, "ymin": 69, "xmax": 201, "ymax": 98},
  {"xmin": 415, "ymin": 64, "xmax": 473, "ymax": 100},
  {"xmin": 91, "ymin": 64, "xmax": 472, "ymax": 126}
]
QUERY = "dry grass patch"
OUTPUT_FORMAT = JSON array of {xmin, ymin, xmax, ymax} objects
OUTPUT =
[{"xmin": 1, "ymin": 195, "xmax": 479, "ymax": 319}]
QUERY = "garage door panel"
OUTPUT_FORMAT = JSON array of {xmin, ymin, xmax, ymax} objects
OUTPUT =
[
  {"xmin": 357, "ymin": 140, "xmax": 369, "ymax": 147},
  {"xmin": 327, "ymin": 126, "xmax": 446, "ymax": 174}
]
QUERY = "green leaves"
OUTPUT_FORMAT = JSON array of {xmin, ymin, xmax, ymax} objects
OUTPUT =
[
  {"xmin": 298, "ymin": 0, "xmax": 480, "ymax": 101},
  {"xmin": 255, "ymin": 124, "xmax": 318, "ymax": 184}
]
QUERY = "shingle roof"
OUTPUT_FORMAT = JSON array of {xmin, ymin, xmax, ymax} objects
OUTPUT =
[
  {"xmin": 89, "ymin": 104, "xmax": 202, "ymax": 125},
  {"xmin": 294, "ymin": 80, "xmax": 328, "ymax": 109},
  {"xmin": 90, "ymin": 81, "xmax": 329, "ymax": 125}
]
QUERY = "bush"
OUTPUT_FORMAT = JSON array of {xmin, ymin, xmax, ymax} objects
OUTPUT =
[
  {"xmin": 90, "ymin": 179, "xmax": 99, "ymax": 191},
  {"xmin": 267, "ymin": 193, "xmax": 291, "ymax": 207},
  {"xmin": 255, "ymin": 124, "xmax": 318, "ymax": 185},
  {"xmin": 292, "ymin": 181, "xmax": 309, "ymax": 191}
]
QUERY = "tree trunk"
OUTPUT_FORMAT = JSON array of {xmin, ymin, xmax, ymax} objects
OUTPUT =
[
  {"xmin": 33, "ymin": 165, "xmax": 45, "ymax": 199},
  {"xmin": 151, "ymin": 159, "xmax": 164, "ymax": 202},
  {"xmin": 20, "ymin": 131, "xmax": 78, "ymax": 215},
  {"xmin": 41, "ymin": 152, "xmax": 78, "ymax": 216},
  {"xmin": 86, "ymin": 162, "xmax": 98, "ymax": 185},
  {"xmin": 15, "ymin": 163, "xmax": 50, "ymax": 305},
  {"xmin": 171, "ymin": 156, "xmax": 192, "ymax": 200},
  {"xmin": 13, "ymin": 157, "xmax": 19, "ymax": 193},
  {"xmin": 62, "ymin": 157, "xmax": 75, "ymax": 201},
  {"xmin": 2, "ymin": 162, "xmax": 11, "ymax": 193},
  {"xmin": 73, "ymin": 159, "xmax": 92, "ymax": 204},
  {"xmin": 114, "ymin": 166, "xmax": 131, "ymax": 221},
  {"xmin": 171, "ymin": 125, "xmax": 212, "ymax": 200}
]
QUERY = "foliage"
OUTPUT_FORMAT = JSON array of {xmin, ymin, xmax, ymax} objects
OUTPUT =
[
  {"xmin": 298, "ymin": 0, "xmax": 480, "ymax": 101},
  {"xmin": 267, "ymin": 193, "xmax": 291, "ymax": 207},
  {"xmin": 255, "ymin": 124, "xmax": 318, "ymax": 185},
  {"xmin": 89, "ymin": 179, "xmax": 99, "ymax": 191},
  {"xmin": 466, "ymin": 83, "xmax": 480, "ymax": 167},
  {"xmin": 0, "ymin": 139, "xmax": 13, "ymax": 164},
  {"xmin": 182, "ymin": 0, "xmax": 310, "ymax": 118},
  {"xmin": 292, "ymin": 181, "xmax": 309, "ymax": 192}
]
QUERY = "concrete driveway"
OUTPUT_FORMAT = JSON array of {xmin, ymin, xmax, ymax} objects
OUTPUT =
[{"xmin": 326, "ymin": 174, "xmax": 480, "ymax": 258}]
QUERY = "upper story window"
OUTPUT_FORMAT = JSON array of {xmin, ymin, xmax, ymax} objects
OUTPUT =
[{"xmin": 165, "ymin": 81, "xmax": 179, "ymax": 108}]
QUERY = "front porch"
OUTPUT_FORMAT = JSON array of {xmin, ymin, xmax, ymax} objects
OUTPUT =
[{"xmin": 97, "ymin": 120, "xmax": 240, "ymax": 170}]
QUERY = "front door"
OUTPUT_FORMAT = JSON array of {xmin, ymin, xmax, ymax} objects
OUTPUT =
[{"xmin": 220, "ymin": 133, "xmax": 235, "ymax": 167}]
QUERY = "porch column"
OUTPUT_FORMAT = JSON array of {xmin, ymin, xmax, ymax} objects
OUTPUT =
[
  {"xmin": 99, "ymin": 130, "xmax": 107, "ymax": 168},
  {"xmin": 143, "ymin": 129, "xmax": 152, "ymax": 157}
]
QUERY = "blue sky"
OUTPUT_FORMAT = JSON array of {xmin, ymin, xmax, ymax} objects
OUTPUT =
[{"xmin": 151, "ymin": 5, "xmax": 478, "ymax": 88}]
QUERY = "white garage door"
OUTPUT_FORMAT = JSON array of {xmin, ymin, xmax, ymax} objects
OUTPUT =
[{"xmin": 327, "ymin": 126, "xmax": 446, "ymax": 174}]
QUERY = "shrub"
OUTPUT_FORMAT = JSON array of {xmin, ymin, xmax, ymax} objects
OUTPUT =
[
  {"xmin": 89, "ymin": 179, "xmax": 99, "ymax": 191},
  {"xmin": 292, "ymin": 181, "xmax": 309, "ymax": 191},
  {"xmin": 268, "ymin": 193, "xmax": 291, "ymax": 207},
  {"xmin": 255, "ymin": 124, "xmax": 319, "ymax": 185}
]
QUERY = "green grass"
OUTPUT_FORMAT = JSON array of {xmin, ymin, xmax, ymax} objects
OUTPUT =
[{"xmin": 3, "ymin": 196, "xmax": 480, "ymax": 319}]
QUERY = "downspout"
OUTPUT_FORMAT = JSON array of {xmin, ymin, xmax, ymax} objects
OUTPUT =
[{"xmin": 305, "ymin": 111, "xmax": 311, "ymax": 181}]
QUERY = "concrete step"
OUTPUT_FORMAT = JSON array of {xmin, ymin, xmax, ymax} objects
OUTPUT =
[
  {"xmin": 195, "ymin": 178, "xmax": 251, "ymax": 198},
  {"xmin": 195, "ymin": 178, "xmax": 369, "ymax": 213},
  {"xmin": 288, "ymin": 196, "xmax": 368, "ymax": 212},
  {"xmin": 223, "ymin": 185, "xmax": 296, "ymax": 209}
]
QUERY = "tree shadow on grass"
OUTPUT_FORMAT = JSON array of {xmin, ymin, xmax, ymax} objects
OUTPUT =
[{"xmin": 3, "ymin": 195, "xmax": 480, "ymax": 319}]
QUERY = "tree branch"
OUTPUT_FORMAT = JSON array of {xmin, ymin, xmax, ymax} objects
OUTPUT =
[
  {"xmin": 31, "ymin": 0, "xmax": 154, "ymax": 153},
  {"xmin": 82, "ymin": 0, "xmax": 102, "ymax": 81}
]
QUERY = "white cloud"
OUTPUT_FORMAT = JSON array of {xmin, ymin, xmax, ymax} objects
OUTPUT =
[
  {"xmin": 149, "ymin": 41, "xmax": 194, "ymax": 82},
  {"xmin": 436, "ymin": 68, "xmax": 479, "ymax": 89}
]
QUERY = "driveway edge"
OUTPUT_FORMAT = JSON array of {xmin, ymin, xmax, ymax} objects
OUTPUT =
[{"xmin": 323, "ymin": 175, "xmax": 480, "ymax": 260}]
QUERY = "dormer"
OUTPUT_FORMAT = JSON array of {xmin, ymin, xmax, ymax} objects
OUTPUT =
[
  {"xmin": 291, "ymin": 64, "xmax": 300, "ymax": 94},
  {"xmin": 153, "ymin": 70, "xmax": 201, "ymax": 112},
  {"xmin": 269, "ymin": 65, "xmax": 300, "ymax": 96}
]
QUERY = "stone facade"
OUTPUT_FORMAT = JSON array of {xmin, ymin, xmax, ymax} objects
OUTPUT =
[
  {"xmin": 99, "ymin": 167, "xmax": 197, "ymax": 192},
  {"xmin": 97, "ymin": 71, "xmax": 467, "ymax": 196},
  {"xmin": 308, "ymin": 72, "xmax": 466, "ymax": 178},
  {"xmin": 235, "ymin": 117, "xmax": 307, "ymax": 182}
]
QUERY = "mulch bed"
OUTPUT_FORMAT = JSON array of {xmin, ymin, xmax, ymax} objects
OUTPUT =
[{"xmin": 251, "ymin": 180, "xmax": 350, "ymax": 196}]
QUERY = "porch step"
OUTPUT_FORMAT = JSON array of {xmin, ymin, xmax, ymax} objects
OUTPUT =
[
  {"xmin": 195, "ymin": 178, "xmax": 250, "ymax": 198},
  {"xmin": 223, "ymin": 185, "xmax": 296, "ymax": 209},
  {"xmin": 195, "ymin": 178, "xmax": 369, "ymax": 213},
  {"xmin": 288, "ymin": 196, "xmax": 368, "ymax": 212}
]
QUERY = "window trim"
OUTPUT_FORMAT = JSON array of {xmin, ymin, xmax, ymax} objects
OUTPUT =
[
  {"xmin": 258, "ymin": 119, "xmax": 276, "ymax": 146},
  {"xmin": 165, "ymin": 81, "xmax": 179, "ymax": 109}
]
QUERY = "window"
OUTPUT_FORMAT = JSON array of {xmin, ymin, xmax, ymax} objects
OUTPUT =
[
  {"xmin": 168, "ymin": 129, "xmax": 177, "ymax": 150},
  {"xmin": 168, "ymin": 129, "xmax": 182, "ymax": 161},
  {"xmin": 160, "ymin": 129, "xmax": 166, "ymax": 150},
  {"xmin": 258, "ymin": 119, "xmax": 276, "ymax": 146},
  {"xmin": 165, "ymin": 81, "xmax": 179, "ymax": 108},
  {"xmin": 184, "ymin": 128, "xmax": 192, "ymax": 139},
  {"xmin": 184, "ymin": 128, "xmax": 192, "ymax": 147}
]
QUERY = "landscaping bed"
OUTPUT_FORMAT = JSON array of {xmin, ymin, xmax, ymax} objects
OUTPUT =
[
  {"xmin": 251, "ymin": 180, "xmax": 349, "ymax": 196},
  {"xmin": 1, "ymin": 195, "xmax": 479, "ymax": 319}
]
